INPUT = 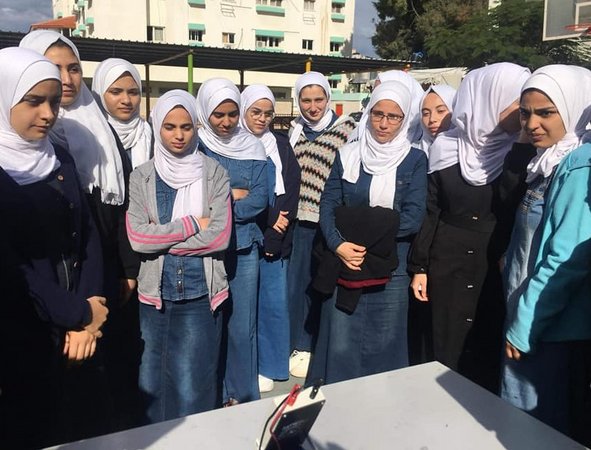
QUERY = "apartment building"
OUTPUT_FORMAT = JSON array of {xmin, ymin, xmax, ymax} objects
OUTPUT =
[{"xmin": 50, "ymin": 0, "xmax": 358, "ymax": 114}]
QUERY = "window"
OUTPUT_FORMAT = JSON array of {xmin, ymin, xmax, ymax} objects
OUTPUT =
[
  {"xmin": 189, "ymin": 29, "xmax": 204, "ymax": 42},
  {"xmin": 328, "ymin": 79, "xmax": 339, "ymax": 89},
  {"xmin": 257, "ymin": 0, "xmax": 282, "ymax": 5},
  {"xmin": 222, "ymin": 32, "xmax": 235, "ymax": 44},
  {"xmin": 256, "ymin": 35, "xmax": 282, "ymax": 48},
  {"xmin": 332, "ymin": 4, "xmax": 343, "ymax": 13},
  {"xmin": 147, "ymin": 26, "xmax": 165, "ymax": 42},
  {"xmin": 304, "ymin": 0, "xmax": 315, "ymax": 11},
  {"xmin": 330, "ymin": 42, "xmax": 342, "ymax": 52},
  {"xmin": 302, "ymin": 39, "xmax": 313, "ymax": 50}
]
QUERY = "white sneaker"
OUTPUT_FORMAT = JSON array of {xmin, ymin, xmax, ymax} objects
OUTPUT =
[
  {"xmin": 258, "ymin": 374, "xmax": 274, "ymax": 393},
  {"xmin": 289, "ymin": 350, "xmax": 311, "ymax": 378}
]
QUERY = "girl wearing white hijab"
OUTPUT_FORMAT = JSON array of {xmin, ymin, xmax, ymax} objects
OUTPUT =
[
  {"xmin": 126, "ymin": 89, "xmax": 231, "ymax": 423},
  {"xmin": 20, "ymin": 30, "xmax": 142, "ymax": 427},
  {"xmin": 239, "ymin": 85, "xmax": 301, "ymax": 393},
  {"xmin": 375, "ymin": 70, "xmax": 425, "ymax": 144},
  {"xmin": 408, "ymin": 62, "xmax": 531, "ymax": 392},
  {"xmin": 286, "ymin": 71, "xmax": 356, "ymax": 379},
  {"xmin": 501, "ymin": 65, "xmax": 591, "ymax": 438},
  {"xmin": 314, "ymin": 80, "xmax": 427, "ymax": 383},
  {"xmin": 196, "ymin": 77, "xmax": 267, "ymax": 405},
  {"xmin": 92, "ymin": 57, "xmax": 152, "ymax": 169},
  {"xmin": 0, "ymin": 47, "xmax": 108, "ymax": 447},
  {"xmin": 418, "ymin": 84, "xmax": 456, "ymax": 153},
  {"xmin": 20, "ymin": 30, "xmax": 139, "ymax": 307}
]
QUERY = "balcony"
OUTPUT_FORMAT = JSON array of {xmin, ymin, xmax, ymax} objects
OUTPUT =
[
  {"xmin": 331, "ymin": 13, "xmax": 345, "ymax": 22},
  {"xmin": 256, "ymin": 5, "xmax": 285, "ymax": 16},
  {"xmin": 188, "ymin": 0, "xmax": 205, "ymax": 6}
]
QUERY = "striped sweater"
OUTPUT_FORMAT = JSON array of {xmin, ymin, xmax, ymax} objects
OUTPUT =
[{"xmin": 290, "ymin": 114, "xmax": 357, "ymax": 223}]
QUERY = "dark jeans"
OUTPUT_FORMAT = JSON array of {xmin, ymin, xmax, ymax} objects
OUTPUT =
[
  {"xmin": 287, "ymin": 221, "xmax": 323, "ymax": 353},
  {"xmin": 313, "ymin": 274, "xmax": 410, "ymax": 385}
]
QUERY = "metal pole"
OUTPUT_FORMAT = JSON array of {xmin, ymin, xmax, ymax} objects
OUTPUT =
[
  {"xmin": 188, "ymin": 51, "xmax": 194, "ymax": 95},
  {"xmin": 145, "ymin": 64, "xmax": 151, "ymax": 120},
  {"xmin": 305, "ymin": 57, "xmax": 312, "ymax": 72},
  {"xmin": 239, "ymin": 69, "xmax": 244, "ymax": 91}
]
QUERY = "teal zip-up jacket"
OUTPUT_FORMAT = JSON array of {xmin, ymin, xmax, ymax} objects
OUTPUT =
[{"xmin": 507, "ymin": 143, "xmax": 591, "ymax": 353}]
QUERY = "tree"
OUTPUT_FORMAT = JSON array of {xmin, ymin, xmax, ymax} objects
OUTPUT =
[
  {"xmin": 372, "ymin": 0, "xmax": 428, "ymax": 61},
  {"xmin": 373, "ymin": 0, "xmax": 590, "ymax": 69},
  {"xmin": 372, "ymin": 0, "xmax": 487, "ymax": 62}
]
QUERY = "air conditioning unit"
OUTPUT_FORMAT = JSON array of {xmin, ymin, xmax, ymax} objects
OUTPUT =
[
  {"xmin": 224, "ymin": 44, "xmax": 234, "ymax": 49},
  {"xmin": 256, "ymin": 41, "xmax": 264, "ymax": 48}
]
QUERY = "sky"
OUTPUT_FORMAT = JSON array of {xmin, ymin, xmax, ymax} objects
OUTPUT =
[{"xmin": 0, "ymin": 0, "xmax": 378, "ymax": 57}]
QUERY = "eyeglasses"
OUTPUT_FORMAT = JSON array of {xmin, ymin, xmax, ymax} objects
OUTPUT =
[
  {"xmin": 248, "ymin": 108, "xmax": 275, "ymax": 121},
  {"xmin": 370, "ymin": 110, "xmax": 404, "ymax": 124}
]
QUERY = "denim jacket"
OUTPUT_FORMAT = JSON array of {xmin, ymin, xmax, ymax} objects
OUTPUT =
[
  {"xmin": 319, "ymin": 147, "xmax": 428, "ymax": 275},
  {"xmin": 155, "ymin": 173, "xmax": 208, "ymax": 301},
  {"xmin": 199, "ymin": 140, "xmax": 268, "ymax": 252}
]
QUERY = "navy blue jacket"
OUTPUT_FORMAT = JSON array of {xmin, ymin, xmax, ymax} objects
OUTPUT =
[
  {"xmin": 257, "ymin": 131, "xmax": 301, "ymax": 258},
  {"xmin": 319, "ymin": 147, "xmax": 427, "ymax": 275},
  {"xmin": 0, "ymin": 146, "xmax": 103, "ymax": 329}
]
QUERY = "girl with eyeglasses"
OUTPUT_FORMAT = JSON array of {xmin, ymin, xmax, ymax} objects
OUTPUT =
[
  {"xmin": 239, "ymin": 85, "xmax": 301, "ymax": 393},
  {"xmin": 196, "ymin": 78, "xmax": 268, "ymax": 406},
  {"xmin": 313, "ymin": 80, "xmax": 427, "ymax": 383},
  {"xmin": 408, "ymin": 63, "xmax": 531, "ymax": 392}
]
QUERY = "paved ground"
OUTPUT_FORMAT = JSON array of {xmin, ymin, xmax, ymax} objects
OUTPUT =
[{"xmin": 260, "ymin": 374, "xmax": 305, "ymax": 399}]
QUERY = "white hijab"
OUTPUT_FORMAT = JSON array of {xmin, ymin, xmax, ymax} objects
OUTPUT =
[
  {"xmin": 92, "ymin": 58, "xmax": 152, "ymax": 169},
  {"xmin": 0, "ymin": 47, "xmax": 61, "ymax": 185},
  {"xmin": 20, "ymin": 30, "xmax": 125, "ymax": 205},
  {"xmin": 376, "ymin": 70, "xmax": 425, "ymax": 144},
  {"xmin": 429, "ymin": 62, "xmax": 531, "ymax": 183},
  {"xmin": 418, "ymin": 84, "xmax": 456, "ymax": 153},
  {"xmin": 195, "ymin": 78, "xmax": 265, "ymax": 161},
  {"xmin": 289, "ymin": 71, "xmax": 334, "ymax": 148},
  {"xmin": 340, "ymin": 81, "xmax": 412, "ymax": 209},
  {"xmin": 239, "ymin": 84, "xmax": 285, "ymax": 195},
  {"xmin": 523, "ymin": 65, "xmax": 591, "ymax": 182},
  {"xmin": 153, "ymin": 90, "xmax": 204, "ymax": 220}
]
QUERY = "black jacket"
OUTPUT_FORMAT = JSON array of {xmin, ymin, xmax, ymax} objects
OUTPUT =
[{"xmin": 313, "ymin": 205, "xmax": 400, "ymax": 313}]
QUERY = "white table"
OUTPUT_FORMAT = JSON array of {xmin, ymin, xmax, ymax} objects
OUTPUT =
[{"xmin": 50, "ymin": 362, "xmax": 586, "ymax": 449}]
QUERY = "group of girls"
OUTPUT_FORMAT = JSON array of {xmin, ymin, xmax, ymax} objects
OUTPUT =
[{"xmin": 2, "ymin": 27, "xmax": 591, "ymax": 450}]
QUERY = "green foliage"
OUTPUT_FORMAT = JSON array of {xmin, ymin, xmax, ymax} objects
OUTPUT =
[
  {"xmin": 373, "ymin": 0, "xmax": 590, "ymax": 69},
  {"xmin": 372, "ymin": 0, "xmax": 428, "ymax": 60}
]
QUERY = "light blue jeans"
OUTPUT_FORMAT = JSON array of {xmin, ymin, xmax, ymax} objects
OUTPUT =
[
  {"xmin": 223, "ymin": 244, "xmax": 260, "ymax": 403},
  {"xmin": 139, "ymin": 298, "xmax": 221, "ymax": 424},
  {"xmin": 258, "ymin": 256, "xmax": 290, "ymax": 380}
]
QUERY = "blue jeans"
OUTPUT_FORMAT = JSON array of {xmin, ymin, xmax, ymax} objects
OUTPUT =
[
  {"xmin": 258, "ymin": 256, "xmax": 290, "ymax": 380},
  {"xmin": 223, "ymin": 244, "xmax": 260, "ymax": 403},
  {"xmin": 139, "ymin": 298, "xmax": 221, "ymax": 424},
  {"xmin": 320, "ymin": 274, "xmax": 410, "ymax": 384},
  {"xmin": 287, "ymin": 221, "xmax": 323, "ymax": 352}
]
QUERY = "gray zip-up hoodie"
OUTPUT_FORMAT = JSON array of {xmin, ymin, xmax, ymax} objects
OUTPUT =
[{"xmin": 126, "ymin": 156, "xmax": 231, "ymax": 311}]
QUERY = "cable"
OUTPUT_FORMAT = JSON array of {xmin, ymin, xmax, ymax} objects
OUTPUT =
[{"xmin": 258, "ymin": 384, "xmax": 302, "ymax": 450}]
